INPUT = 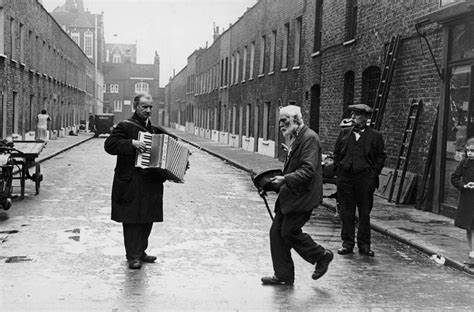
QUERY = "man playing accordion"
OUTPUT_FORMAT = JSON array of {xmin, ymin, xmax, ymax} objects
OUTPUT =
[{"xmin": 105, "ymin": 93, "xmax": 180, "ymax": 270}]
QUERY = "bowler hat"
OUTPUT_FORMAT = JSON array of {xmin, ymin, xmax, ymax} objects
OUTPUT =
[{"xmin": 348, "ymin": 104, "xmax": 373, "ymax": 115}]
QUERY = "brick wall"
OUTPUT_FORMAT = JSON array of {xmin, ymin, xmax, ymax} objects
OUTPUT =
[
  {"xmin": 0, "ymin": 0, "xmax": 94, "ymax": 138},
  {"xmin": 166, "ymin": 0, "xmax": 446, "ymax": 171}
]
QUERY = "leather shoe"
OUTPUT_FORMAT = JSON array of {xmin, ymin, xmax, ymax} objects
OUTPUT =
[
  {"xmin": 337, "ymin": 247, "xmax": 354, "ymax": 255},
  {"xmin": 261, "ymin": 276, "xmax": 293, "ymax": 286},
  {"xmin": 140, "ymin": 254, "xmax": 157, "ymax": 263},
  {"xmin": 312, "ymin": 249, "xmax": 333, "ymax": 280},
  {"xmin": 128, "ymin": 259, "xmax": 142, "ymax": 269},
  {"xmin": 359, "ymin": 249, "xmax": 375, "ymax": 257}
]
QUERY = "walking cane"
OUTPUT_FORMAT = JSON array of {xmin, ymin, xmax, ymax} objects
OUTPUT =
[
  {"xmin": 251, "ymin": 169, "xmax": 282, "ymax": 221},
  {"xmin": 258, "ymin": 189, "xmax": 274, "ymax": 220}
]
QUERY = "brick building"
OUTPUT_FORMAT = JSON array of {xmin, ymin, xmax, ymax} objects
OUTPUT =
[
  {"xmin": 103, "ymin": 44, "xmax": 165, "ymax": 126},
  {"xmin": 165, "ymin": 0, "xmax": 473, "ymax": 217},
  {"xmin": 50, "ymin": 0, "xmax": 105, "ymax": 114},
  {"xmin": 0, "ymin": 0, "xmax": 96, "ymax": 139}
]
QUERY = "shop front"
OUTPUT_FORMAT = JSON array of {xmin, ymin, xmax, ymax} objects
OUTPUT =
[{"xmin": 422, "ymin": 1, "xmax": 474, "ymax": 216}]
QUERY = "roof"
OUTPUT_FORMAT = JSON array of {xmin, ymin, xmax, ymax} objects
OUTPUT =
[{"xmin": 103, "ymin": 63, "xmax": 156, "ymax": 80}]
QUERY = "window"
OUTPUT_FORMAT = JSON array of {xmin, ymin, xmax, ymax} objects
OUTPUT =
[
  {"xmin": 245, "ymin": 104, "xmax": 251, "ymax": 136},
  {"xmin": 114, "ymin": 100, "xmax": 122, "ymax": 112},
  {"xmin": 343, "ymin": 71, "xmax": 355, "ymax": 117},
  {"xmin": 313, "ymin": 0, "xmax": 323, "ymax": 53},
  {"xmin": 71, "ymin": 32, "xmax": 80, "ymax": 46},
  {"xmin": 84, "ymin": 31, "xmax": 93, "ymax": 57},
  {"xmin": 249, "ymin": 42, "xmax": 255, "ymax": 79},
  {"xmin": 361, "ymin": 66, "xmax": 380, "ymax": 108},
  {"xmin": 235, "ymin": 51, "xmax": 240, "ymax": 83},
  {"xmin": 0, "ymin": 8, "xmax": 4, "ymax": 55},
  {"xmin": 112, "ymin": 53, "xmax": 121, "ymax": 63},
  {"xmin": 110, "ymin": 84, "xmax": 119, "ymax": 93},
  {"xmin": 10, "ymin": 18, "xmax": 15, "ymax": 59},
  {"xmin": 225, "ymin": 57, "xmax": 229, "ymax": 86},
  {"xmin": 232, "ymin": 105, "xmax": 237, "ymax": 134},
  {"xmin": 259, "ymin": 36, "xmax": 266, "ymax": 75},
  {"xmin": 294, "ymin": 17, "xmax": 302, "ymax": 67},
  {"xmin": 242, "ymin": 46, "xmax": 248, "ymax": 82},
  {"xmin": 135, "ymin": 82, "xmax": 149, "ymax": 94},
  {"xmin": 263, "ymin": 102, "xmax": 271, "ymax": 140},
  {"xmin": 282, "ymin": 23, "xmax": 289, "ymax": 69},
  {"xmin": 269, "ymin": 31, "xmax": 276, "ymax": 73},
  {"xmin": 345, "ymin": 0, "xmax": 358, "ymax": 41},
  {"xmin": 19, "ymin": 23, "xmax": 24, "ymax": 62},
  {"xmin": 450, "ymin": 20, "xmax": 474, "ymax": 62},
  {"xmin": 230, "ymin": 55, "xmax": 235, "ymax": 85}
]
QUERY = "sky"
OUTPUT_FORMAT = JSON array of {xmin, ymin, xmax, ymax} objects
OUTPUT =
[{"xmin": 41, "ymin": 0, "xmax": 258, "ymax": 87}]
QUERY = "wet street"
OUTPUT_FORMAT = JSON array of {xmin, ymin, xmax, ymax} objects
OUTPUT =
[{"xmin": 1, "ymin": 138, "xmax": 474, "ymax": 311}]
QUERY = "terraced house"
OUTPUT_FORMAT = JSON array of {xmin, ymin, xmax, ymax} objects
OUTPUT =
[
  {"xmin": 165, "ymin": 0, "xmax": 474, "ymax": 218},
  {"xmin": 0, "ymin": 0, "xmax": 97, "ymax": 138}
]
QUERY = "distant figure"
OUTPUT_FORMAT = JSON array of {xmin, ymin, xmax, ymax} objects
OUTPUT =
[
  {"xmin": 36, "ymin": 109, "xmax": 51, "ymax": 141},
  {"xmin": 88, "ymin": 114, "xmax": 96, "ymax": 132},
  {"xmin": 451, "ymin": 137, "xmax": 474, "ymax": 261}
]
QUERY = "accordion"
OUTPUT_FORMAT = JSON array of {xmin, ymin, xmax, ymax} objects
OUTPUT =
[{"xmin": 135, "ymin": 131, "xmax": 190, "ymax": 183}]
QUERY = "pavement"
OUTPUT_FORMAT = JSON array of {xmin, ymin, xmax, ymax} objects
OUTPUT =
[{"xmin": 165, "ymin": 127, "xmax": 474, "ymax": 276}]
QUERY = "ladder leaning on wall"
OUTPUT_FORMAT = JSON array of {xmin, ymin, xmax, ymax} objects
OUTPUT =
[{"xmin": 370, "ymin": 35, "xmax": 402, "ymax": 130}]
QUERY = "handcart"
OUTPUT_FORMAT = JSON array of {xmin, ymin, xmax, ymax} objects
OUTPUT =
[{"xmin": 10, "ymin": 140, "xmax": 46, "ymax": 198}]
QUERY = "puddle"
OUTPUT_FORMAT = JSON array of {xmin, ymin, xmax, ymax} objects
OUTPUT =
[
  {"xmin": 5, "ymin": 256, "xmax": 33, "ymax": 263},
  {"xmin": 0, "ymin": 230, "xmax": 19, "ymax": 234}
]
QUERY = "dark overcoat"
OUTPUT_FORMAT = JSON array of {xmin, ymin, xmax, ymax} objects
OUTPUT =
[
  {"xmin": 277, "ymin": 125, "xmax": 323, "ymax": 214},
  {"xmin": 451, "ymin": 159, "xmax": 474, "ymax": 230},
  {"xmin": 104, "ymin": 114, "xmax": 174, "ymax": 223},
  {"xmin": 333, "ymin": 126, "xmax": 386, "ymax": 186}
]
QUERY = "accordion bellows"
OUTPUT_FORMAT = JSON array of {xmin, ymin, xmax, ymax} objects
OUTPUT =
[{"xmin": 135, "ymin": 132, "xmax": 189, "ymax": 183}]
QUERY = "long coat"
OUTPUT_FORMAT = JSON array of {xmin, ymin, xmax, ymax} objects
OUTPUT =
[
  {"xmin": 104, "ymin": 114, "xmax": 173, "ymax": 223},
  {"xmin": 451, "ymin": 159, "xmax": 474, "ymax": 230},
  {"xmin": 277, "ymin": 125, "xmax": 323, "ymax": 215}
]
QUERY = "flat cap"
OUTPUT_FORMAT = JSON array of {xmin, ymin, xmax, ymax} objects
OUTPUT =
[{"xmin": 349, "ymin": 104, "xmax": 373, "ymax": 114}]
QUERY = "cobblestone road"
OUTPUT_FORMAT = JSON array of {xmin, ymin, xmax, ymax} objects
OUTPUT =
[{"xmin": 1, "ymin": 139, "xmax": 473, "ymax": 311}]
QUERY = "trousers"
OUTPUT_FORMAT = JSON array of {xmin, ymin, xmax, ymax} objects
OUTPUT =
[
  {"xmin": 337, "ymin": 172, "xmax": 377, "ymax": 250},
  {"xmin": 122, "ymin": 222, "xmax": 153, "ymax": 260},
  {"xmin": 270, "ymin": 210, "xmax": 326, "ymax": 283}
]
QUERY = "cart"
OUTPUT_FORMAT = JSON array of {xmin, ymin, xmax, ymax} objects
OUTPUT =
[{"xmin": 10, "ymin": 140, "xmax": 46, "ymax": 198}]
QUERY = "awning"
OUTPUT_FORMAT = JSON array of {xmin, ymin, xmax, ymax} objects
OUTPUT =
[{"xmin": 416, "ymin": 0, "xmax": 474, "ymax": 26}]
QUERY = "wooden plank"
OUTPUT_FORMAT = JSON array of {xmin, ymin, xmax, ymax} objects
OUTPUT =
[
  {"xmin": 12, "ymin": 142, "xmax": 46, "ymax": 157},
  {"xmin": 375, "ymin": 167, "xmax": 417, "ymax": 204}
]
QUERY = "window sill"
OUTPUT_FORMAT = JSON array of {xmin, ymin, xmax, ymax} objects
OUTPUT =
[
  {"xmin": 311, "ymin": 51, "xmax": 321, "ymax": 57},
  {"xmin": 342, "ymin": 39, "xmax": 356, "ymax": 46},
  {"xmin": 281, "ymin": 68, "xmax": 288, "ymax": 72},
  {"xmin": 268, "ymin": 71, "xmax": 275, "ymax": 76},
  {"xmin": 249, "ymin": 78, "xmax": 254, "ymax": 81},
  {"xmin": 241, "ymin": 80, "xmax": 246, "ymax": 84},
  {"xmin": 0, "ymin": 53, "xmax": 7, "ymax": 59},
  {"xmin": 292, "ymin": 66, "xmax": 301, "ymax": 70},
  {"xmin": 258, "ymin": 74, "xmax": 265, "ymax": 78},
  {"xmin": 10, "ymin": 59, "xmax": 18, "ymax": 64}
]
